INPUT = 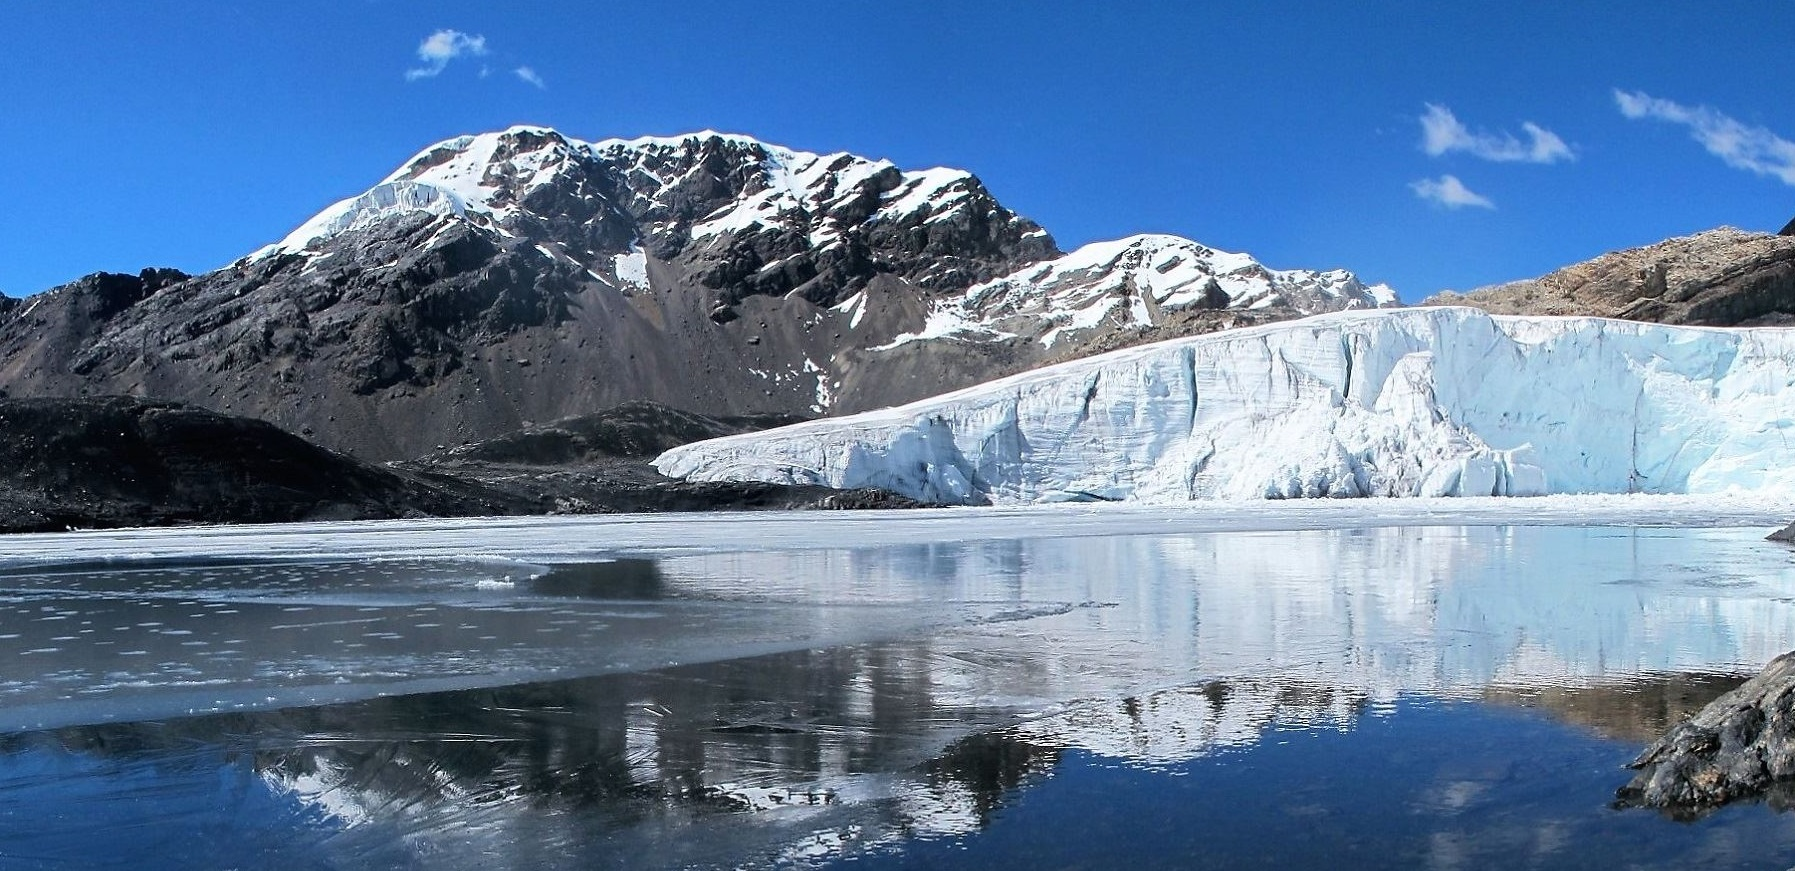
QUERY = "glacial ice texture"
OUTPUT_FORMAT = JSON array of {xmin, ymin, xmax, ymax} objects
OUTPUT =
[{"xmin": 656, "ymin": 307, "xmax": 1795, "ymax": 504}]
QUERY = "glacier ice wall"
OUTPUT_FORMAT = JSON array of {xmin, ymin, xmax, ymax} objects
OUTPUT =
[{"xmin": 654, "ymin": 307, "xmax": 1795, "ymax": 504}]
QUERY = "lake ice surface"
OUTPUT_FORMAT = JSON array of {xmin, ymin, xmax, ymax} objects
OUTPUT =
[{"xmin": 3, "ymin": 495, "xmax": 1795, "ymax": 868}]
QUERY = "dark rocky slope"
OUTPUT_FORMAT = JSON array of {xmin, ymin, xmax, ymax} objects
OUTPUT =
[
  {"xmin": 0, "ymin": 397, "xmax": 927, "ymax": 533},
  {"xmin": 0, "ymin": 396, "xmax": 523, "ymax": 532},
  {"xmin": 1425, "ymin": 227, "xmax": 1795, "ymax": 326},
  {"xmin": 398, "ymin": 400, "xmax": 931, "ymax": 513},
  {"xmin": 0, "ymin": 130, "xmax": 1051, "ymax": 460}
]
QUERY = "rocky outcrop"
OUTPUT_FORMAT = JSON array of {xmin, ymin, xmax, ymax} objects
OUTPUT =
[
  {"xmin": 1617, "ymin": 651, "xmax": 1795, "ymax": 815},
  {"xmin": 1425, "ymin": 228, "xmax": 1795, "ymax": 326}
]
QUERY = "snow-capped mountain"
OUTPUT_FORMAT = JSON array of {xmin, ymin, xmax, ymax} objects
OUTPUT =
[
  {"xmin": 884, "ymin": 233, "xmax": 1397, "ymax": 350},
  {"xmin": 655, "ymin": 306, "xmax": 1795, "ymax": 503},
  {"xmin": 0, "ymin": 126, "xmax": 1391, "ymax": 459},
  {"xmin": 256, "ymin": 126, "xmax": 1053, "ymax": 309}
]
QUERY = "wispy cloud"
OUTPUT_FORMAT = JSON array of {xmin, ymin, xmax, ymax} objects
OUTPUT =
[
  {"xmin": 1419, "ymin": 104, "xmax": 1573, "ymax": 164},
  {"xmin": 1615, "ymin": 89, "xmax": 1795, "ymax": 186},
  {"xmin": 514, "ymin": 66, "xmax": 546, "ymax": 90},
  {"xmin": 405, "ymin": 29, "xmax": 489, "ymax": 81},
  {"xmin": 1411, "ymin": 174, "xmax": 1495, "ymax": 210}
]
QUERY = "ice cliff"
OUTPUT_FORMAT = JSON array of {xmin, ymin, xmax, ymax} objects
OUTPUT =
[{"xmin": 654, "ymin": 307, "xmax": 1795, "ymax": 503}]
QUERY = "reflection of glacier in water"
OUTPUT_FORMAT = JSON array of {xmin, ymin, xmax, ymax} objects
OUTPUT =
[
  {"xmin": 659, "ymin": 525, "xmax": 1795, "ymax": 701},
  {"xmin": 4, "ymin": 522, "xmax": 1795, "ymax": 867}
]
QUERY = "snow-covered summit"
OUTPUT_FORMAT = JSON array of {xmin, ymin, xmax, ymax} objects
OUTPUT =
[
  {"xmin": 248, "ymin": 124, "xmax": 1396, "ymax": 351},
  {"xmin": 254, "ymin": 125, "xmax": 1033, "ymax": 277},
  {"xmin": 656, "ymin": 306, "xmax": 1795, "ymax": 504}
]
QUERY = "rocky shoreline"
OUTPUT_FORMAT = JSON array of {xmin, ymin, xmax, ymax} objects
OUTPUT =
[{"xmin": 1618, "ymin": 650, "xmax": 1795, "ymax": 817}]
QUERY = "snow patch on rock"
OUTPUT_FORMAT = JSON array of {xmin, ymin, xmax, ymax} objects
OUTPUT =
[{"xmin": 613, "ymin": 247, "xmax": 649, "ymax": 291}]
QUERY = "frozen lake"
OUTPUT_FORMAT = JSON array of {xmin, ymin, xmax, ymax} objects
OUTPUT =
[{"xmin": 3, "ymin": 496, "xmax": 1795, "ymax": 868}]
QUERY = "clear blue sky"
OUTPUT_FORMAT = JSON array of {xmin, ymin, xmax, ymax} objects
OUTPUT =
[{"xmin": 4, "ymin": 1, "xmax": 1793, "ymax": 301}]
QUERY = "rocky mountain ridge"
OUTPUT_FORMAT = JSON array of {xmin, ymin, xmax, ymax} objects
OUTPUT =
[
  {"xmin": 1424, "ymin": 227, "xmax": 1795, "ymax": 326},
  {"xmin": 0, "ymin": 126, "xmax": 1395, "ymax": 460}
]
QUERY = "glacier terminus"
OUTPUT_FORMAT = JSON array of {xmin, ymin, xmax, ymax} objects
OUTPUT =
[{"xmin": 656, "ymin": 306, "xmax": 1795, "ymax": 504}]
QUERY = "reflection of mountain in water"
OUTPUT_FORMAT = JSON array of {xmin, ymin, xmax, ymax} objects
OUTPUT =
[
  {"xmin": 7, "ymin": 647, "xmax": 1759, "ymax": 870},
  {"xmin": 1008, "ymin": 679, "xmax": 1368, "ymax": 767},
  {"xmin": 1483, "ymin": 671, "xmax": 1747, "ymax": 744},
  {"xmin": 2, "ymin": 645, "xmax": 1063, "ymax": 869}
]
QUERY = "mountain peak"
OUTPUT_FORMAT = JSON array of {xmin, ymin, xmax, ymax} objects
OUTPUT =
[
  {"xmin": 2, "ymin": 125, "xmax": 1405, "ymax": 461},
  {"xmin": 250, "ymin": 126, "xmax": 1056, "ymax": 310}
]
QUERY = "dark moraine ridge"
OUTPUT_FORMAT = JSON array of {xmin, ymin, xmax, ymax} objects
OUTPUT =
[
  {"xmin": 0, "ymin": 397, "xmax": 928, "ymax": 533},
  {"xmin": 395, "ymin": 399, "xmax": 936, "ymax": 513},
  {"xmin": 0, "ymin": 396, "xmax": 521, "ymax": 532}
]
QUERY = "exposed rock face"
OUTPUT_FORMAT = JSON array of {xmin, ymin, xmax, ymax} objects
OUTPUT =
[
  {"xmin": 0, "ymin": 127, "xmax": 1392, "ymax": 460},
  {"xmin": 1618, "ymin": 651, "xmax": 1795, "ymax": 815},
  {"xmin": 1425, "ymin": 228, "xmax": 1795, "ymax": 326}
]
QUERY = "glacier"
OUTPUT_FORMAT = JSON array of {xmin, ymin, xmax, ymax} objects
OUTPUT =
[
  {"xmin": 254, "ymin": 180, "xmax": 468, "ymax": 257},
  {"xmin": 654, "ymin": 306, "xmax": 1795, "ymax": 504}
]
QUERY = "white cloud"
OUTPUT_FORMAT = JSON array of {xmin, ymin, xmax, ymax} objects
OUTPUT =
[
  {"xmin": 514, "ymin": 66, "xmax": 546, "ymax": 90},
  {"xmin": 1410, "ymin": 174, "xmax": 1495, "ymax": 210},
  {"xmin": 1419, "ymin": 104, "xmax": 1574, "ymax": 164},
  {"xmin": 1614, "ymin": 89, "xmax": 1795, "ymax": 186},
  {"xmin": 405, "ymin": 29, "xmax": 489, "ymax": 81}
]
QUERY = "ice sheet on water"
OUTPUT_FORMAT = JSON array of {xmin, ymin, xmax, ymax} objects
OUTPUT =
[
  {"xmin": 0, "ymin": 493, "xmax": 1785, "ymax": 568},
  {"xmin": 0, "ymin": 548, "xmax": 1027, "ymax": 733}
]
